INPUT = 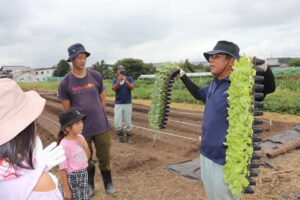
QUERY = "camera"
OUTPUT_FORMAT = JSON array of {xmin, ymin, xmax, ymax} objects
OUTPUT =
[{"xmin": 120, "ymin": 71, "xmax": 126, "ymax": 75}]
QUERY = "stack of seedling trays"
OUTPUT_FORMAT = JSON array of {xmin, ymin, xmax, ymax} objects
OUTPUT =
[
  {"xmin": 148, "ymin": 63, "xmax": 179, "ymax": 129},
  {"xmin": 245, "ymin": 57, "xmax": 266, "ymax": 194}
]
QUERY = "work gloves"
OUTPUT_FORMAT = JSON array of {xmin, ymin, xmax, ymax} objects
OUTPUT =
[{"xmin": 34, "ymin": 136, "xmax": 66, "ymax": 170}]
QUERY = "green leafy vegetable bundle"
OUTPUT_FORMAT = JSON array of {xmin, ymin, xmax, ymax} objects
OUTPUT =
[
  {"xmin": 148, "ymin": 62, "xmax": 180, "ymax": 129},
  {"xmin": 224, "ymin": 56, "xmax": 257, "ymax": 196}
]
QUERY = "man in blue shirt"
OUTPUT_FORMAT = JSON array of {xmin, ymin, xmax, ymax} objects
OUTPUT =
[
  {"xmin": 179, "ymin": 40, "xmax": 275, "ymax": 200},
  {"xmin": 112, "ymin": 65, "xmax": 135, "ymax": 143}
]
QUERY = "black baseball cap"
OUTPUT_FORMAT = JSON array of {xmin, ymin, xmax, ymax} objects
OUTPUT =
[{"xmin": 203, "ymin": 40, "xmax": 240, "ymax": 62}]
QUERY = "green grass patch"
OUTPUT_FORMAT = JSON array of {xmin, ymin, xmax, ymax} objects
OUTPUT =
[
  {"xmin": 18, "ymin": 81, "xmax": 59, "ymax": 91},
  {"xmin": 263, "ymin": 73, "xmax": 300, "ymax": 115},
  {"xmin": 264, "ymin": 88, "xmax": 300, "ymax": 115}
]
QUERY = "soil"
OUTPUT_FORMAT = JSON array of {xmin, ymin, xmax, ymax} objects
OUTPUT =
[{"xmin": 35, "ymin": 92, "xmax": 300, "ymax": 200}]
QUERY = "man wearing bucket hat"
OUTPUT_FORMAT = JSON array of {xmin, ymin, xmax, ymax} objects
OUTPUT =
[
  {"xmin": 112, "ymin": 65, "xmax": 135, "ymax": 143},
  {"xmin": 58, "ymin": 43, "xmax": 117, "ymax": 197},
  {"xmin": 179, "ymin": 40, "xmax": 276, "ymax": 200},
  {"xmin": 0, "ymin": 78, "xmax": 66, "ymax": 199}
]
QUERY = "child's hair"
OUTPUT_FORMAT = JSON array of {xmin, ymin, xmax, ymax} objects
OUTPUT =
[
  {"xmin": 0, "ymin": 122, "xmax": 35, "ymax": 170},
  {"xmin": 57, "ymin": 131, "xmax": 66, "ymax": 145},
  {"xmin": 57, "ymin": 123, "xmax": 74, "ymax": 144}
]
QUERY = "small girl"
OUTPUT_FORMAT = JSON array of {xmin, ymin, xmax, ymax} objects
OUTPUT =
[{"xmin": 58, "ymin": 108, "xmax": 91, "ymax": 200}]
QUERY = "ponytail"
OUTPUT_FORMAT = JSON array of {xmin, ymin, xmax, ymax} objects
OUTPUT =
[{"xmin": 58, "ymin": 131, "xmax": 66, "ymax": 145}]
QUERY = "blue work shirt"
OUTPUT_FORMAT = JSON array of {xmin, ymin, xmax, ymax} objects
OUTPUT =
[
  {"xmin": 112, "ymin": 77, "xmax": 135, "ymax": 104},
  {"xmin": 198, "ymin": 77, "xmax": 230, "ymax": 165}
]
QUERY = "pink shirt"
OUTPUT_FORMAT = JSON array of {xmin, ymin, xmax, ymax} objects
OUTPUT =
[{"xmin": 59, "ymin": 135, "xmax": 88, "ymax": 173}]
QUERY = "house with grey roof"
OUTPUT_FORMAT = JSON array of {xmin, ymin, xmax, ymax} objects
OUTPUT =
[
  {"xmin": 266, "ymin": 58, "xmax": 280, "ymax": 68},
  {"xmin": 0, "ymin": 65, "xmax": 55, "ymax": 81}
]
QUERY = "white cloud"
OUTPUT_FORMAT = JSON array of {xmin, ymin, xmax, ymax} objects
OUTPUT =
[{"xmin": 0, "ymin": 0, "xmax": 299, "ymax": 67}]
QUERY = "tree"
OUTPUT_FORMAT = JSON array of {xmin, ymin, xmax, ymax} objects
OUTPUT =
[
  {"xmin": 144, "ymin": 63, "xmax": 156, "ymax": 74},
  {"xmin": 113, "ymin": 58, "xmax": 156, "ymax": 79},
  {"xmin": 53, "ymin": 59, "xmax": 70, "ymax": 77},
  {"xmin": 288, "ymin": 58, "xmax": 300, "ymax": 67},
  {"xmin": 91, "ymin": 60, "xmax": 113, "ymax": 79},
  {"xmin": 203, "ymin": 65, "xmax": 211, "ymax": 72},
  {"xmin": 278, "ymin": 57, "xmax": 293, "ymax": 64},
  {"xmin": 180, "ymin": 59, "xmax": 196, "ymax": 72}
]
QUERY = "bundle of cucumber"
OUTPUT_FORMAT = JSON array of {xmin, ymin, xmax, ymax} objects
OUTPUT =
[
  {"xmin": 224, "ymin": 56, "xmax": 265, "ymax": 196},
  {"xmin": 148, "ymin": 62, "xmax": 180, "ymax": 129}
]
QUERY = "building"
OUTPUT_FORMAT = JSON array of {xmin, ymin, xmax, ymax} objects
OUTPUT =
[
  {"xmin": 0, "ymin": 66, "xmax": 56, "ymax": 82},
  {"xmin": 1, "ymin": 66, "xmax": 28, "ymax": 79},
  {"xmin": 0, "ymin": 66, "xmax": 30, "ymax": 79},
  {"xmin": 266, "ymin": 58, "xmax": 280, "ymax": 68},
  {"xmin": 13, "ymin": 67, "xmax": 56, "ymax": 82}
]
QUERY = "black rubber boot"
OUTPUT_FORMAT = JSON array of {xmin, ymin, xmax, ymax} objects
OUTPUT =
[
  {"xmin": 87, "ymin": 166, "xmax": 95, "ymax": 198},
  {"xmin": 101, "ymin": 170, "xmax": 117, "ymax": 196},
  {"xmin": 116, "ymin": 130, "xmax": 126, "ymax": 143},
  {"xmin": 125, "ymin": 131, "xmax": 132, "ymax": 143}
]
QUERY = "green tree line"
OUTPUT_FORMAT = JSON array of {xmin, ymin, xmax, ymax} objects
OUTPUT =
[{"xmin": 53, "ymin": 58, "xmax": 205, "ymax": 79}]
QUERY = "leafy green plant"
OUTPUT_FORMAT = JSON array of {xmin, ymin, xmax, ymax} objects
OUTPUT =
[
  {"xmin": 148, "ymin": 62, "xmax": 180, "ymax": 129},
  {"xmin": 224, "ymin": 56, "xmax": 256, "ymax": 196}
]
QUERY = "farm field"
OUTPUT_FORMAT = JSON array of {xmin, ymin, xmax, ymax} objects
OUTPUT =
[
  {"xmin": 20, "ymin": 84, "xmax": 300, "ymax": 200},
  {"xmin": 19, "ymin": 69, "xmax": 300, "ymax": 116}
]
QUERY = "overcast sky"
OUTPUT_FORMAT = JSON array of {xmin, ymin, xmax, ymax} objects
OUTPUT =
[{"xmin": 0, "ymin": 0, "xmax": 299, "ymax": 68}]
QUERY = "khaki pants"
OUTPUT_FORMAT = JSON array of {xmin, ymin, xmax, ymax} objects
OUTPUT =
[{"xmin": 85, "ymin": 130, "xmax": 112, "ymax": 171}]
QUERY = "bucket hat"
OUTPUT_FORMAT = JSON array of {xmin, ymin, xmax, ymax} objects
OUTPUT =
[
  {"xmin": 116, "ymin": 65, "xmax": 125, "ymax": 70},
  {"xmin": 203, "ymin": 40, "xmax": 240, "ymax": 62},
  {"xmin": 0, "ymin": 78, "xmax": 45, "ymax": 145},
  {"xmin": 59, "ymin": 108, "xmax": 86, "ymax": 132},
  {"xmin": 67, "ymin": 43, "xmax": 90, "ymax": 62}
]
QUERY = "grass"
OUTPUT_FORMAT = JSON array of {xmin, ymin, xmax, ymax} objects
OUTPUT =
[
  {"xmin": 19, "ymin": 74, "xmax": 300, "ymax": 116},
  {"xmin": 111, "ymin": 77, "xmax": 213, "ymax": 103},
  {"xmin": 264, "ymin": 86, "xmax": 300, "ymax": 115},
  {"xmin": 19, "ymin": 81, "xmax": 59, "ymax": 91}
]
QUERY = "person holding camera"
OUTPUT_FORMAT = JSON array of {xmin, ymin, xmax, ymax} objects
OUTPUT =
[{"xmin": 112, "ymin": 65, "xmax": 135, "ymax": 143}]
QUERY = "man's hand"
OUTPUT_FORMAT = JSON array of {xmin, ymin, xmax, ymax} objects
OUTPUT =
[
  {"xmin": 254, "ymin": 56, "xmax": 268, "ymax": 72},
  {"xmin": 179, "ymin": 69, "xmax": 186, "ymax": 78},
  {"xmin": 118, "ymin": 74, "xmax": 126, "ymax": 81},
  {"xmin": 119, "ymin": 75, "xmax": 126, "ymax": 81},
  {"xmin": 118, "ymin": 75, "xmax": 123, "ymax": 80}
]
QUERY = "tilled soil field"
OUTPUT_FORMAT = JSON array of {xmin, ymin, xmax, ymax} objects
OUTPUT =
[{"xmin": 37, "ymin": 93, "xmax": 300, "ymax": 200}]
